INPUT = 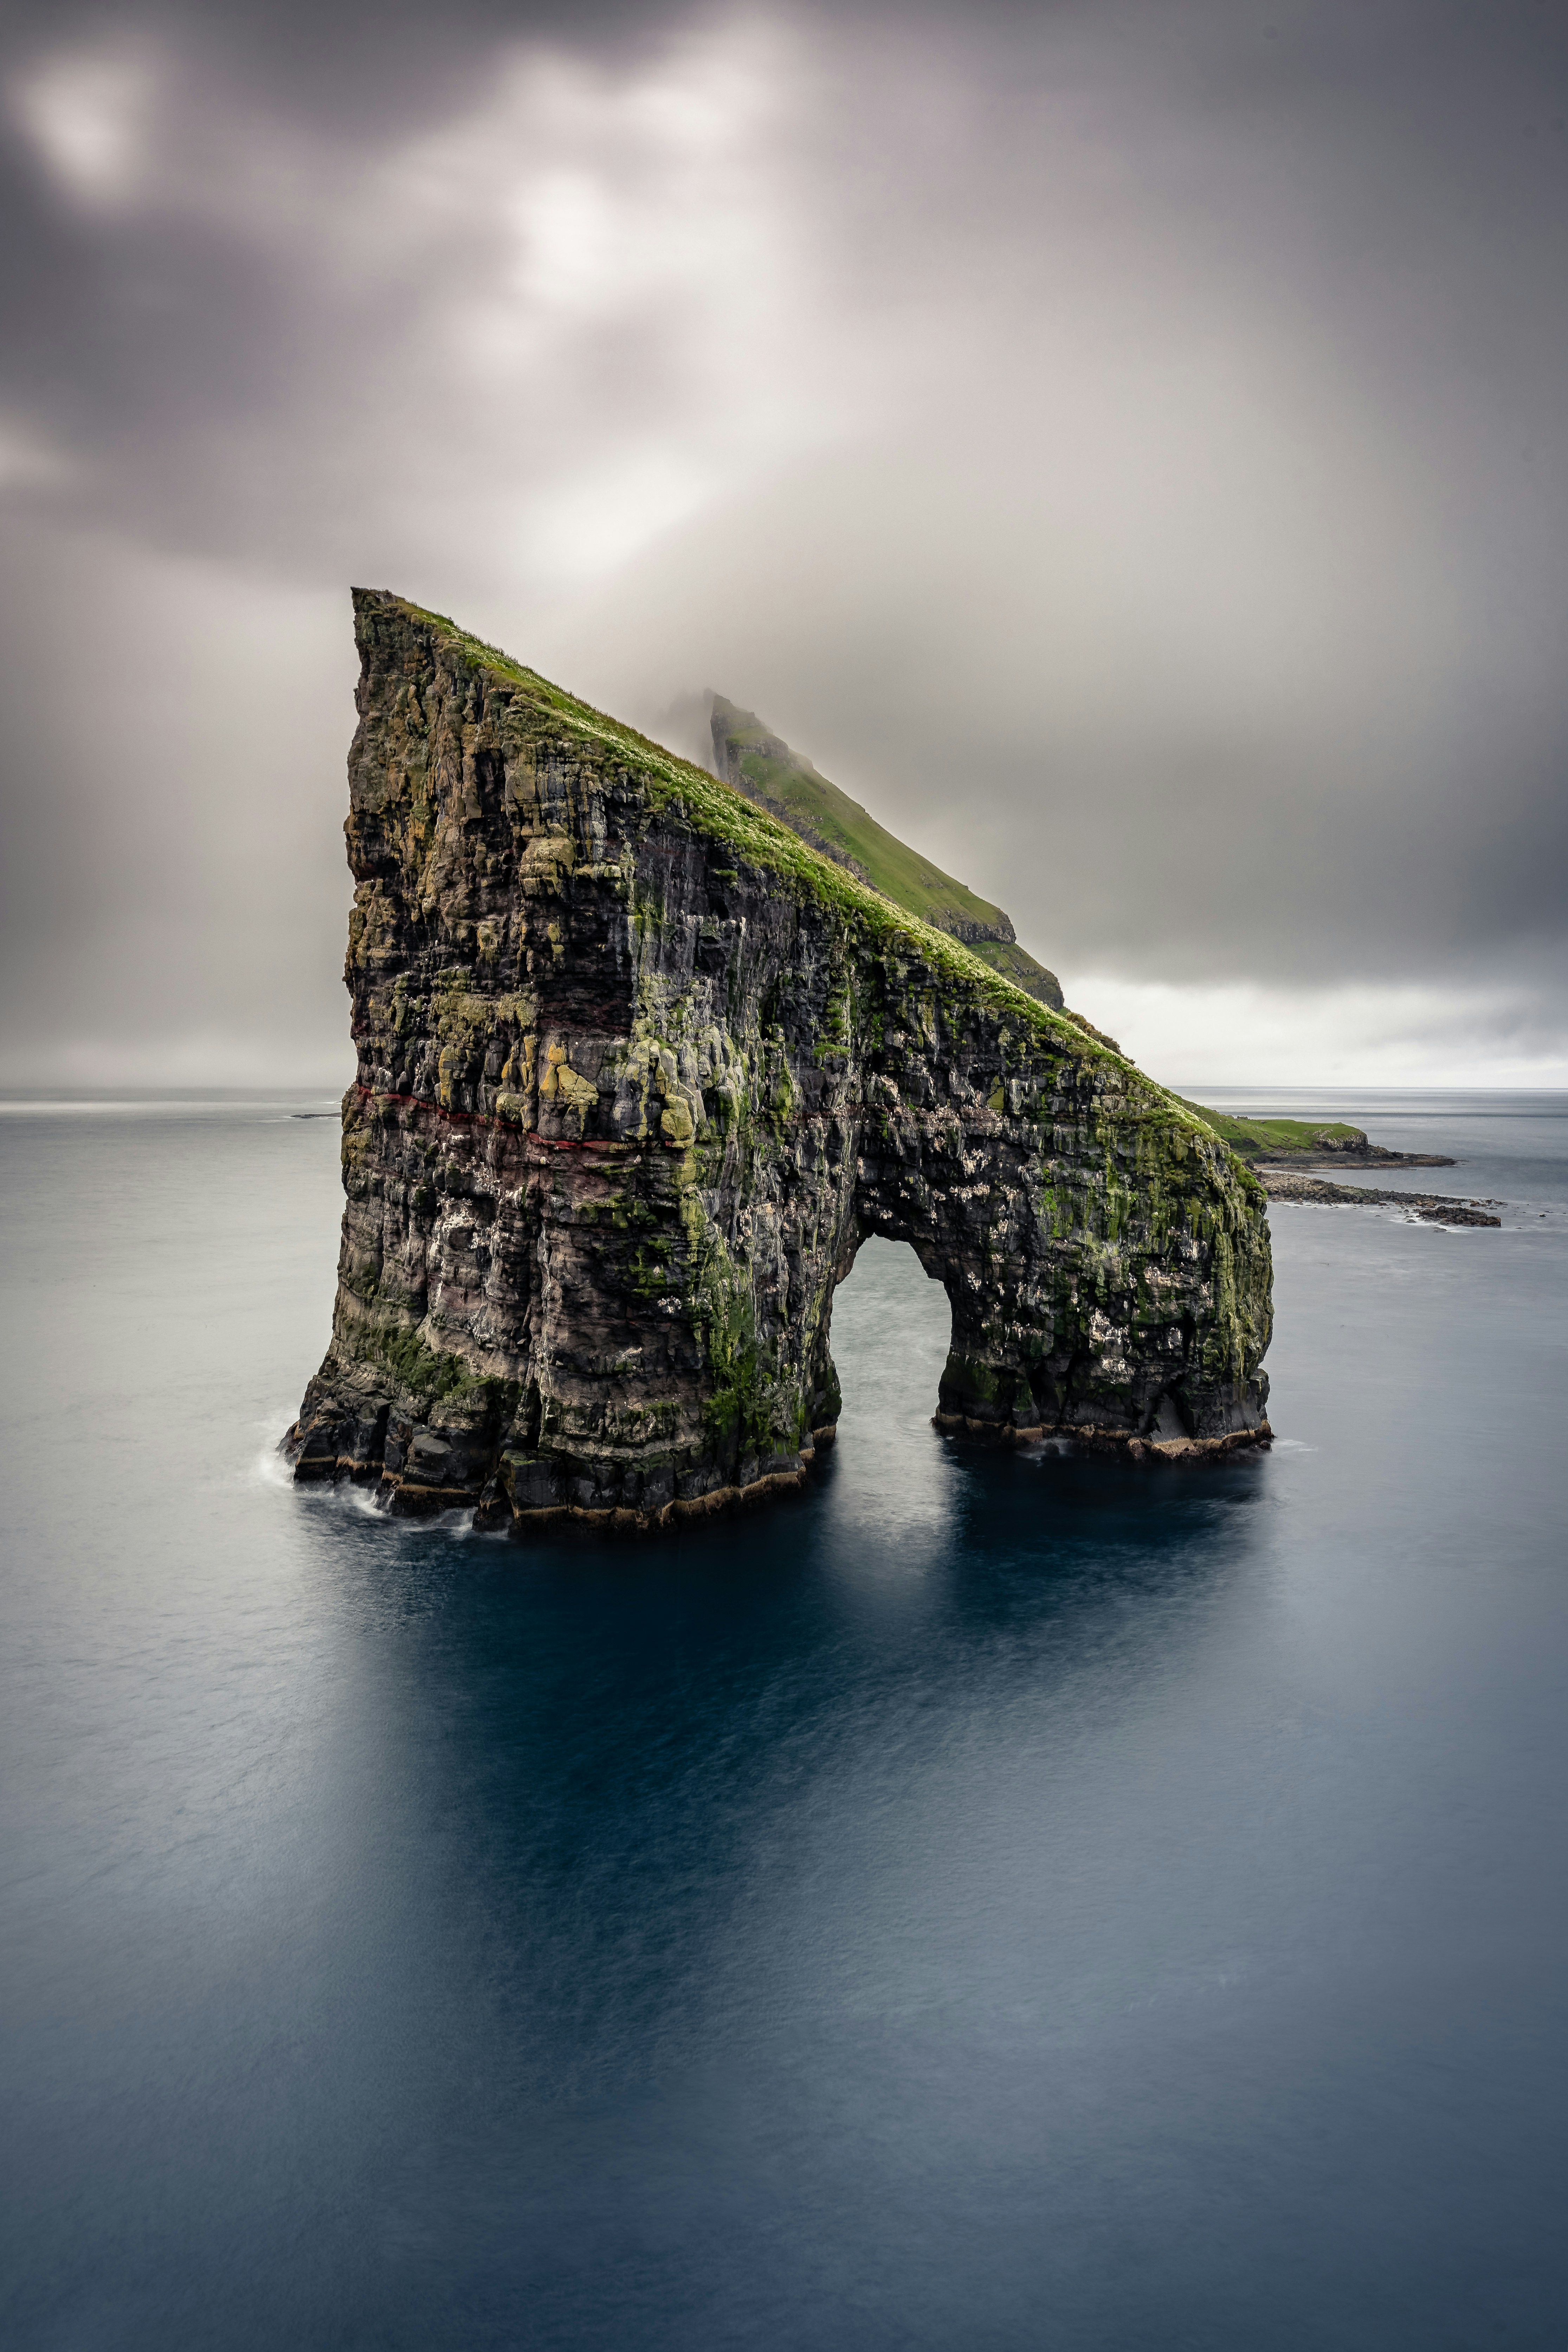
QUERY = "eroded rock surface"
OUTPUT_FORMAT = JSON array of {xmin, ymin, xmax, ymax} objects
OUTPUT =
[{"xmin": 285, "ymin": 591, "xmax": 1273, "ymax": 1531}]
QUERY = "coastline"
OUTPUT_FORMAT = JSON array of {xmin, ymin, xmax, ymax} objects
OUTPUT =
[{"xmin": 1258, "ymin": 1169, "xmax": 1502, "ymax": 1225}]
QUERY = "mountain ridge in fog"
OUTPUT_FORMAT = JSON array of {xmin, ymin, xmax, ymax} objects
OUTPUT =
[{"xmin": 707, "ymin": 692, "xmax": 1065, "ymax": 1011}]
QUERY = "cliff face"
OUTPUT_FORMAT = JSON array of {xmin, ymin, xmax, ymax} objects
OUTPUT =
[{"xmin": 286, "ymin": 591, "xmax": 1272, "ymax": 1530}]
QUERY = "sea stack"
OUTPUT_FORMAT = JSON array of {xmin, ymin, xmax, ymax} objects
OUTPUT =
[{"xmin": 285, "ymin": 590, "xmax": 1273, "ymax": 1530}]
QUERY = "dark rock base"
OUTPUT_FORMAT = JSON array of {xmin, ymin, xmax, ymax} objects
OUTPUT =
[{"xmin": 936, "ymin": 1413, "xmax": 1273, "ymax": 1462}]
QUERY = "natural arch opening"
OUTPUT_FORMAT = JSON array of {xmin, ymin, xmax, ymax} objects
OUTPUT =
[{"xmin": 826, "ymin": 1237, "xmax": 955, "ymax": 1442}]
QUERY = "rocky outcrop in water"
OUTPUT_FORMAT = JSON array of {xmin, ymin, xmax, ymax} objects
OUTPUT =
[
  {"xmin": 1263, "ymin": 1139, "xmax": 1457, "ymax": 1169},
  {"xmin": 284, "ymin": 591, "xmax": 1273, "ymax": 1531},
  {"xmin": 1180, "ymin": 1100, "xmax": 1456, "ymax": 1168},
  {"xmin": 1258, "ymin": 1171, "xmax": 1501, "ymax": 1225}
]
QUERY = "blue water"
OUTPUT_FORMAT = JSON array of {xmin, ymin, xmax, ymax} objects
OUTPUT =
[{"xmin": 3, "ymin": 1089, "xmax": 1567, "ymax": 2349}]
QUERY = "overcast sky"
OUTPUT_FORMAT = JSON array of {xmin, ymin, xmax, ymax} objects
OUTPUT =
[{"xmin": 3, "ymin": 0, "xmax": 1566, "ymax": 1088}]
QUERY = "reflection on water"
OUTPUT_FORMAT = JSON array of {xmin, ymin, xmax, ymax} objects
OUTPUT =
[{"xmin": 3, "ymin": 1099, "xmax": 1567, "ymax": 2349}]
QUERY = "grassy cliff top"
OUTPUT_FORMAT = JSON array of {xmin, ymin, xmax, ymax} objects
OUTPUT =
[{"xmin": 1177, "ymin": 1103, "xmax": 1366, "ymax": 1161}]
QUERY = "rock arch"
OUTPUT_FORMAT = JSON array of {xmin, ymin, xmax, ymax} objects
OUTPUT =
[{"xmin": 287, "ymin": 592, "xmax": 1273, "ymax": 1529}]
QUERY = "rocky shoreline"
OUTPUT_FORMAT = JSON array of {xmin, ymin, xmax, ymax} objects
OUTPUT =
[
  {"xmin": 1258, "ymin": 1169, "xmax": 1502, "ymax": 1226},
  {"xmin": 1266, "ymin": 1148, "xmax": 1457, "ymax": 1171}
]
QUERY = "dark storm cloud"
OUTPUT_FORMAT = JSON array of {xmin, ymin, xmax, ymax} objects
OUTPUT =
[{"xmin": 2, "ymin": 0, "xmax": 1567, "ymax": 1078}]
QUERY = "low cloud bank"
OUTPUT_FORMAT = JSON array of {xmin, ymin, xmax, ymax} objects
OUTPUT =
[{"xmin": 3, "ymin": 0, "xmax": 1567, "ymax": 1084}]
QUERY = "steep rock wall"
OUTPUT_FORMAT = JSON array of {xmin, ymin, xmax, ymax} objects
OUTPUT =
[{"xmin": 285, "ymin": 591, "xmax": 1273, "ymax": 1530}]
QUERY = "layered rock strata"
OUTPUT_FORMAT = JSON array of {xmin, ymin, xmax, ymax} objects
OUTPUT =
[{"xmin": 285, "ymin": 591, "xmax": 1273, "ymax": 1531}]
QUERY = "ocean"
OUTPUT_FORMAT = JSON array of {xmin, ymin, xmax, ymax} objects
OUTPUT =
[{"xmin": 2, "ymin": 1087, "xmax": 1566, "ymax": 2348}]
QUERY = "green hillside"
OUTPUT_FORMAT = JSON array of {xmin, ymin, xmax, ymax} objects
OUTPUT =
[
  {"xmin": 1177, "ymin": 1102, "xmax": 1366, "ymax": 1162},
  {"xmin": 710, "ymin": 696, "xmax": 1064, "ymax": 1009}
]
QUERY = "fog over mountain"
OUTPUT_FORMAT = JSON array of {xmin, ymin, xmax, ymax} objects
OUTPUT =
[{"xmin": 2, "ymin": 0, "xmax": 1566, "ymax": 1085}]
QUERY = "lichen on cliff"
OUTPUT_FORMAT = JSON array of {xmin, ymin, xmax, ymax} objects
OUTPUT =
[{"xmin": 285, "ymin": 589, "xmax": 1272, "ymax": 1528}]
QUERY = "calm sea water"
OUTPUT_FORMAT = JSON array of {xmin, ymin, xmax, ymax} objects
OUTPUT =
[{"xmin": 2, "ymin": 1088, "xmax": 1566, "ymax": 2350}]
